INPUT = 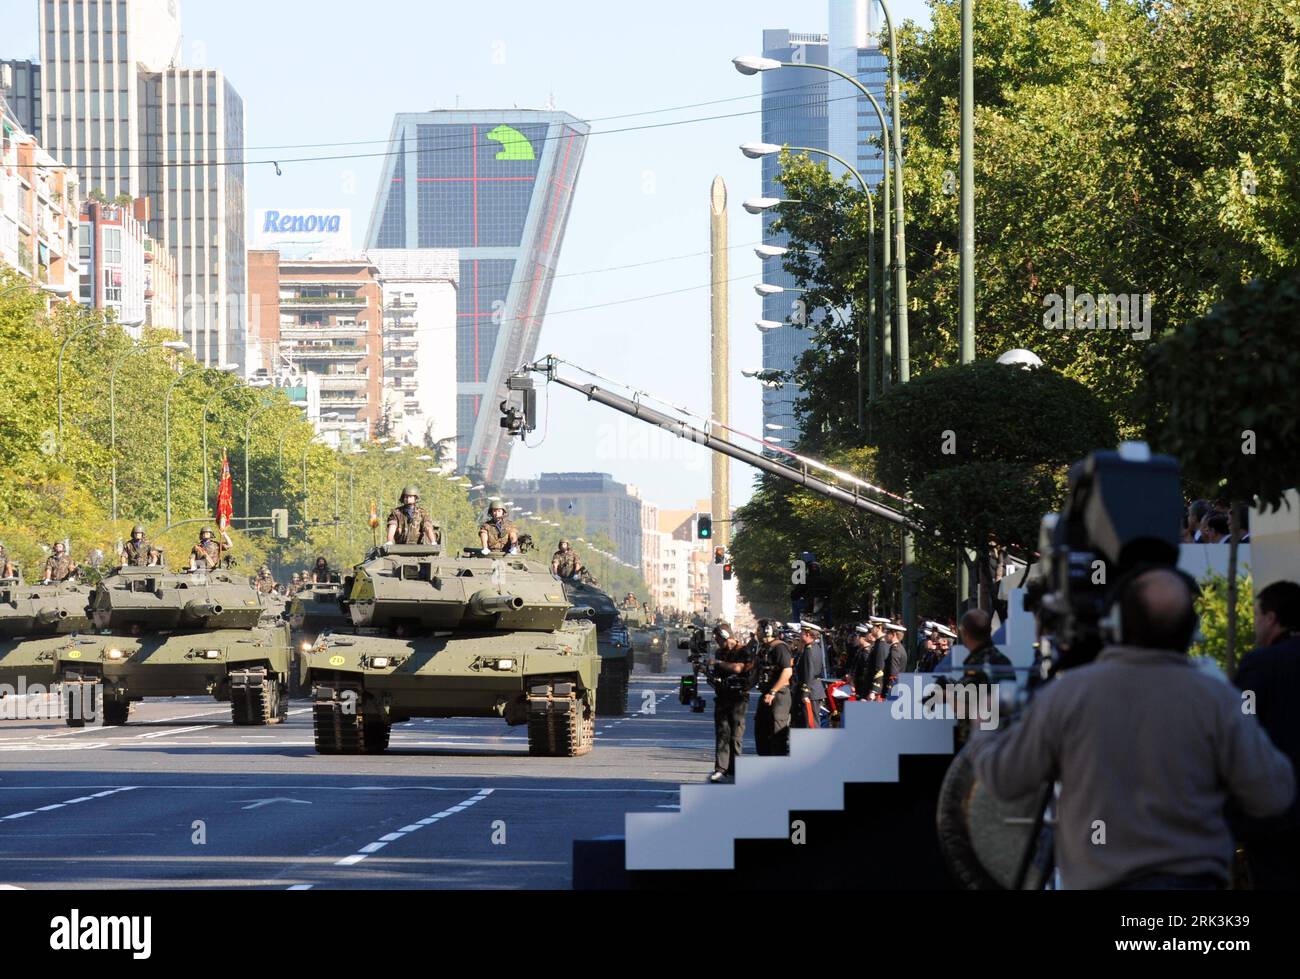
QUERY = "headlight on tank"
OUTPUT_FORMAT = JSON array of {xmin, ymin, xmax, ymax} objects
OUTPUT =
[
  {"xmin": 370, "ymin": 656, "xmax": 392, "ymax": 669},
  {"xmin": 106, "ymin": 648, "xmax": 125, "ymax": 660},
  {"xmin": 203, "ymin": 649, "xmax": 221, "ymax": 660},
  {"xmin": 300, "ymin": 641, "xmax": 313, "ymax": 652},
  {"xmin": 493, "ymin": 659, "xmax": 515, "ymax": 671}
]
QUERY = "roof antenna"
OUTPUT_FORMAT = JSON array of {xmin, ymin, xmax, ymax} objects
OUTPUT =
[{"xmin": 273, "ymin": 161, "xmax": 282, "ymax": 176}]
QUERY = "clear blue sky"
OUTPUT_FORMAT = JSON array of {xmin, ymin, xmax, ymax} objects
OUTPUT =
[{"xmin": 1, "ymin": 0, "xmax": 932, "ymax": 512}]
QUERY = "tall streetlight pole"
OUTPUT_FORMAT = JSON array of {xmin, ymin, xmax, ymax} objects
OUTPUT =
[
  {"xmin": 734, "ymin": 55, "xmax": 902, "ymax": 392},
  {"xmin": 742, "ymin": 143, "xmax": 879, "ymax": 433},
  {"xmin": 56, "ymin": 321, "xmax": 99, "ymax": 456},
  {"xmin": 110, "ymin": 339, "xmax": 188, "ymax": 522},
  {"xmin": 164, "ymin": 362, "xmax": 213, "ymax": 525},
  {"xmin": 959, "ymin": 0, "xmax": 976, "ymax": 364},
  {"xmin": 876, "ymin": 0, "xmax": 912, "ymax": 382}
]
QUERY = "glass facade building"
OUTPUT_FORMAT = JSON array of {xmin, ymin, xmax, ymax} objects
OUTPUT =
[
  {"xmin": 0, "ymin": 61, "xmax": 42, "ymax": 141},
  {"xmin": 366, "ymin": 111, "xmax": 588, "ymax": 483},
  {"xmin": 760, "ymin": 1, "xmax": 889, "ymax": 444}
]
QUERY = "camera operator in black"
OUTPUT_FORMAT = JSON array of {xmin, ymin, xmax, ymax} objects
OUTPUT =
[
  {"xmin": 707, "ymin": 622, "xmax": 754, "ymax": 783},
  {"xmin": 754, "ymin": 619, "xmax": 794, "ymax": 755}
]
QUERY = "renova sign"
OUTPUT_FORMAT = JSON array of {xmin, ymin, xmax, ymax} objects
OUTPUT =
[{"xmin": 262, "ymin": 211, "xmax": 342, "ymax": 234}]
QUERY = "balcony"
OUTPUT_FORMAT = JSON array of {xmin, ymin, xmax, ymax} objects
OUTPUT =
[
  {"xmin": 317, "ymin": 375, "xmax": 367, "ymax": 391},
  {"xmin": 284, "ymin": 348, "xmax": 367, "ymax": 362},
  {"xmin": 279, "ymin": 295, "xmax": 366, "ymax": 310}
]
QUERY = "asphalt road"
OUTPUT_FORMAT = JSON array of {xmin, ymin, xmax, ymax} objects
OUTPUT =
[{"xmin": 0, "ymin": 662, "xmax": 723, "ymax": 889}]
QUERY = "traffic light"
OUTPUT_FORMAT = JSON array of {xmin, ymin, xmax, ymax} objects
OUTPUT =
[
  {"xmin": 697, "ymin": 514, "xmax": 712, "ymax": 539},
  {"xmin": 713, "ymin": 546, "xmax": 725, "ymax": 564},
  {"xmin": 271, "ymin": 509, "xmax": 289, "ymax": 539},
  {"xmin": 723, "ymin": 562, "xmax": 734, "ymax": 581}
]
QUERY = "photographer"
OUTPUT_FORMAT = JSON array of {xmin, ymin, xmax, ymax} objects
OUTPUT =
[
  {"xmin": 754, "ymin": 619, "xmax": 794, "ymax": 756},
  {"xmin": 970, "ymin": 568, "xmax": 1295, "ymax": 889},
  {"xmin": 707, "ymin": 622, "xmax": 755, "ymax": 783}
]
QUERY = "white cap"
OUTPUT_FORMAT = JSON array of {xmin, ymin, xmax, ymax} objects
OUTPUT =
[
  {"xmin": 885, "ymin": 622, "xmax": 906, "ymax": 634},
  {"xmin": 935, "ymin": 625, "xmax": 958, "ymax": 639},
  {"xmin": 854, "ymin": 623, "xmax": 872, "ymax": 635},
  {"xmin": 868, "ymin": 615, "xmax": 890, "ymax": 624},
  {"xmin": 798, "ymin": 621, "xmax": 823, "ymax": 634}
]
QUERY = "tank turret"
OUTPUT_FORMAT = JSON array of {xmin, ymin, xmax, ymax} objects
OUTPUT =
[
  {"xmin": 0, "ymin": 577, "xmax": 93, "ymax": 638},
  {"xmin": 89, "ymin": 565, "xmax": 268, "ymax": 631},
  {"xmin": 343, "ymin": 544, "xmax": 571, "ymax": 632}
]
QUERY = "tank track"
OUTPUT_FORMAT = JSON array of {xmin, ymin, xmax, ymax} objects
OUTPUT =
[
  {"xmin": 230, "ymin": 667, "xmax": 287, "ymax": 726},
  {"xmin": 526, "ymin": 680, "xmax": 594, "ymax": 757},
  {"xmin": 312, "ymin": 685, "xmax": 388, "ymax": 754},
  {"xmin": 62, "ymin": 674, "xmax": 99, "ymax": 728},
  {"xmin": 101, "ymin": 697, "xmax": 131, "ymax": 726},
  {"xmin": 596, "ymin": 662, "xmax": 629, "ymax": 717}
]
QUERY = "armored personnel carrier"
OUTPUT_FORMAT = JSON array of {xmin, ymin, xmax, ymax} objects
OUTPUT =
[
  {"xmin": 303, "ymin": 544, "xmax": 600, "ymax": 757},
  {"xmin": 0, "ymin": 572, "xmax": 102, "ymax": 704},
  {"xmin": 561, "ymin": 574, "xmax": 634, "ymax": 716},
  {"xmin": 631, "ymin": 621, "xmax": 670, "ymax": 674},
  {"xmin": 56, "ymin": 564, "xmax": 293, "ymax": 727}
]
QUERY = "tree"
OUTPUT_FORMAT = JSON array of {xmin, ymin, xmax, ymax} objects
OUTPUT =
[
  {"xmin": 1145, "ymin": 268, "xmax": 1300, "ymax": 672},
  {"xmin": 873, "ymin": 361, "xmax": 1117, "ymax": 607}
]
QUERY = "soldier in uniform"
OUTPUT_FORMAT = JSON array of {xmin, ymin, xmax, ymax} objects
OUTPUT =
[
  {"xmin": 287, "ymin": 572, "xmax": 303, "ymax": 597},
  {"xmin": 189, "ymin": 527, "xmax": 232, "ymax": 571},
  {"xmin": 0, "ymin": 541, "xmax": 13, "ymax": 579},
  {"xmin": 869, "ymin": 623, "xmax": 908, "ymax": 699},
  {"xmin": 120, "ymin": 525, "xmax": 160, "ymax": 568},
  {"xmin": 551, "ymin": 540, "xmax": 584, "ymax": 578},
  {"xmin": 42, "ymin": 541, "xmax": 78, "ymax": 584},
  {"xmin": 386, "ymin": 487, "xmax": 440, "ymax": 546},
  {"xmin": 311, "ymin": 556, "xmax": 332, "ymax": 583},
  {"xmin": 707, "ymin": 622, "xmax": 755, "ymax": 783},
  {"xmin": 254, "ymin": 565, "xmax": 276, "ymax": 594},
  {"xmin": 478, "ymin": 503, "xmax": 518, "ymax": 555},
  {"xmin": 753, "ymin": 619, "xmax": 794, "ymax": 756},
  {"xmin": 792, "ymin": 621, "xmax": 827, "ymax": 728}
]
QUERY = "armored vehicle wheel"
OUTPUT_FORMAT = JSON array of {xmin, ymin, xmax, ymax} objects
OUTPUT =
[
  {"xmin": 63, "ymin": 676, "xmax": 99, "ymax": 728},
  {"xmin": 596, "ymin": 663, "xmax": 629, "ymax": 717},
  {"xmin": 363, "ymin": 717, "xmax": 390, "ymax": 753},
  {"xmin": 526, "ymin": 680, "xmax": 594, "ymax": 757},
  {"xmin": 101, "ymin": 698, "xmax": 131, "ymax": 726},
  {"xmin": 312, "ymin": 687, "xmax": 365, "ymax": 754},
  {"xmin": 229, "ymin": 667, "xmax": 285, "ymax": 726}
]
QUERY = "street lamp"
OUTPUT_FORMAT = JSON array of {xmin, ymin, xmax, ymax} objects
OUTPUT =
[
  {"xmin": 109, "ymin": 339, "xmax": 188, "ymax": 522},
  {"xmin": 166, "ymin": 362, "xmax": 229, "ymax": 524},
  {"xmin": 56, "ymin": 320, "xmax": 100, "ymax": 456},
  {"xmin": 741, "ymin": 140, "xmax": 880, "ymax": 423},
  {"xmin": 733, "ymin": 52, "xmax": 906, "ymax": 389}
]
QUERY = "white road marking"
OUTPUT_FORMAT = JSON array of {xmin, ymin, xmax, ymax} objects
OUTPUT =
[
  {"xmin": 286, "ymin": 884, "xmax": 313, "ymax": 890},
  {"xmin": 333, "ymin": 789, "xmax": 494, "ymax": 867},
  {"xmin": 135, "ymin": 725, "xmax": 218, "ymax": 740},
  {"xmin": 0, "ymin": 786, "xmax": 137, "ymax": 821}
]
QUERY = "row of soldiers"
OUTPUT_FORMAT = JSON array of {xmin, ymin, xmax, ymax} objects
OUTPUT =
[{"xmin": 1, "ymin": 528, "xmax": 227, "ymax": 584}]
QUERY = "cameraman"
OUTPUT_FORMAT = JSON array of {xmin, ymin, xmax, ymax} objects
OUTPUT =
[
  {"xmin": 970, "ymin": 568, "xmax": 1295, "ymax": 889},
  {"xmin": 754, "ymin": 620, "xmax": 794, "ymax": 756},
  {"xmin": 707, "ymin": 622, "xmax": 755, "ymax": 783}
]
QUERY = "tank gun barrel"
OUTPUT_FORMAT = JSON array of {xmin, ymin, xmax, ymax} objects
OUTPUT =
[
  {"xmin": 565, "ymin": 606, "xmax": 595, "ymax": 620},
  {"xmin": 468, "ymin": 591, "xmax": 525, "ymax": 616},
  {"xmin": 36, "ymin": 606, "xmax": 71, "ymax": 624},
  {"xmin": 183, "ymin": 600, "xmax": 224, "ymax": 618}
]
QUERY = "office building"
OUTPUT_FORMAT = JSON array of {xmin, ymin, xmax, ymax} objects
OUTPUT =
[
  {"xmin": 366, "ymin": 110, "xmax": 588, "ymax": 481},
  {"xmin": 38, "ymin": 1, "xmax": 246, "ymax": 370},
  {"xmin": 0, "ymin": 99, "xmax": 80, "ymax": 300},
  {"xmin": 78, "ymin": 196, "xmax": 164, "ymax": 331},
  {"xmin": 247, "ymin": 251, "xmax": 383, "ymax": 447},
  {"xmin": 0, "ymin": 61, "xmax": 41, "ymax": 140},
  {"xmin": 367, "ymin": 249, "xmax": 459, "ymax": 459},
  {"xmin": 502, "ymin": 472, "xmax": 642, "ymax": 567}
]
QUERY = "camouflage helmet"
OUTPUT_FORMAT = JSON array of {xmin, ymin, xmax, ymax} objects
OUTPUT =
[
  {"xmin": 399, "ymin": 485, "xmax": 420, "ymax": 501},
  {"xmin": 558, "ymin": 539, "xmax": 571, "ymax": 547},
  {"xmin": 200, "ymin": 526, "xmax": 215, "ymax": 539},
  {"xmin": 131, "ymin": 524, "xmax": 147, "ymax": 537}
]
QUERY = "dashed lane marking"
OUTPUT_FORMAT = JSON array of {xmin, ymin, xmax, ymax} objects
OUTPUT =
[
  {"xmin": 334, "ymin": 789, "xmax": 494, "ymax": 867},
  {"xmin": 0, "ymin": 786, "xmax": 138, "ymax": 821}
]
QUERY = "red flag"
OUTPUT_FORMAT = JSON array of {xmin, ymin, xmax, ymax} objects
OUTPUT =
[{"xmin": 216, "ymin": 450, "xmax": 234, "ymax": 530}]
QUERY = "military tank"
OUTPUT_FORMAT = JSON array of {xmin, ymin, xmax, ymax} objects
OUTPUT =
[
  {"xmin": 56, "ymin": 564, "xmax": 293, "ymax": 727},
  {"xmin": 287, "ymin": 573, "xmax": 349, "ymax": 696},
  {"xmin": 561, "ymin": 574, "xmax": 634, "ymax": 716},
  {"xmin": 631, "ymin": 619, "xmax": 670, "ymax": 674},
  {"xmin": 0, "ymin": 571, "xmax": 102, "ymax": 709},
  {"xmin": 302, "ymin": 543, "xmax": 600, "ymax": 757}
]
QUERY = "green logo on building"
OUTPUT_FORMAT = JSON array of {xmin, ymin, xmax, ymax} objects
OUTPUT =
[{"xmin": 486, "ymin": 125, "xmax": 535, "ymax": 161}]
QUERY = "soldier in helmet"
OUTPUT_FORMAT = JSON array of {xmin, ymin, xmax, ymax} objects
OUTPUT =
[
  {"xmin": 478, "ymin": 502, "xmax": 518, "ymax": 556},
  {"xmin": 254, "ymin": 565, "xmax": 276, "ymax": 594},
  {"xmin": 120, "ymin": 525, "xmax": 160, "ymax": 568},
  {"xmin": 551, "ymin": 539, "xmax": 584, "ymax": 579},
  {"xmin": 42, "ymin": 541, "xmax": 79, "ymax": 584},
  {"xmin": 386, "ymin": 486, "xmax": 440, "ymax": 545},
  {"xmin": 189, "ymin": 526, "xmax": 232, "ymax": 571},
  {"xmin": 287, "ymin": 571, "xmax": 304, "ymax": 597}
]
